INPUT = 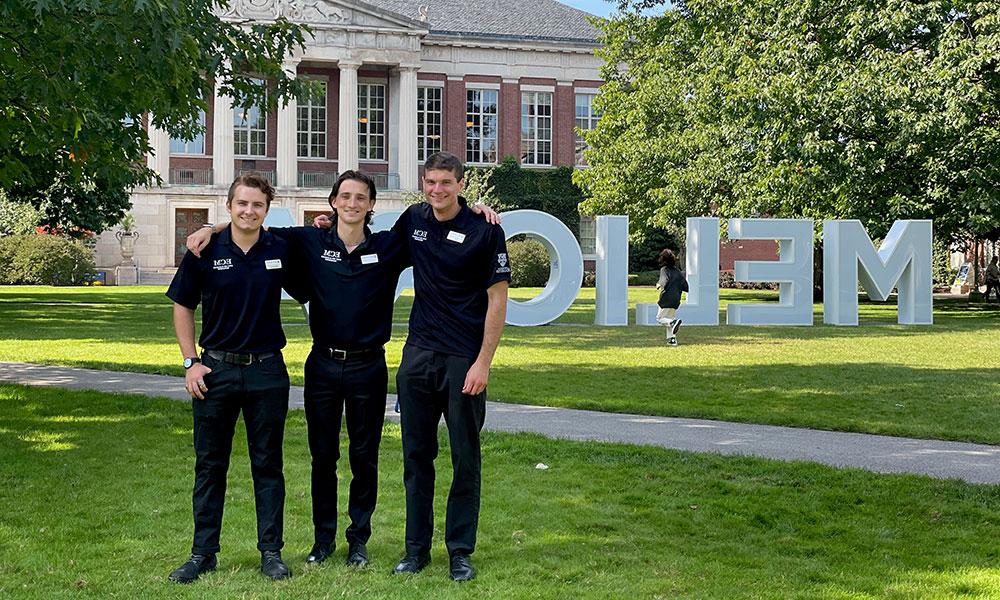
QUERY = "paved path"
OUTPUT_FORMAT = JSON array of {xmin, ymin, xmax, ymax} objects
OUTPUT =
[{"xmin": 3, "ymin": 362, "xmax": 999, "ymax": 485}]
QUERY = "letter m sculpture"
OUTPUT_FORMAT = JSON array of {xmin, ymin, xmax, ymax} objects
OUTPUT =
[{"xmin": 823, "ymin": 220, "xmax": 933, "ymax": 326}]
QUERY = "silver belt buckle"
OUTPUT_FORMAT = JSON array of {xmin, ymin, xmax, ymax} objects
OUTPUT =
[{"xmin": 332, "ymin": 348, "xmax": 347, "ymax": 361}]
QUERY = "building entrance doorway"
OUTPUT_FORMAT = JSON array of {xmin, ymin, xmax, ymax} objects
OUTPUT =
[{"xmin": 175, "ymin": 208, "xmax": 209, "ymax": 266}]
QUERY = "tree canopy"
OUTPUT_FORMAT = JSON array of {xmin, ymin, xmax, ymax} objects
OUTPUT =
[
  {"xmin": 575, "ymin": 0, "xmax": 1000, "ymax": 247},
  {"xmin": 1, "ymin": 0, "xmax": 310, "ymax": 234}
]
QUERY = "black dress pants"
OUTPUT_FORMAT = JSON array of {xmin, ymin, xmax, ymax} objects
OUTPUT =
[
  {"xmin": 396, "ymin": 344, "xmax": 486, "ymax": 557},
  {"xmin": 303, "ymin": 347, "xmax": 388, "ymax": 547},
  {"xmin": 190, "ymin": 352, "xmax": 289, "ymax": 555}
]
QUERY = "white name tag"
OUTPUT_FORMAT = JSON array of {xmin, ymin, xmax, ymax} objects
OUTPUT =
[
  {"xmin": 265, "ymin": 259, "xmax": 282, "ymax": 270},
  {"xmin": 447, "ymin": 230, "xmax": 466, "ymax": 244},
  {"xmin": 361, "ymin": 253, "xmax": 379, "ymax": 265}
]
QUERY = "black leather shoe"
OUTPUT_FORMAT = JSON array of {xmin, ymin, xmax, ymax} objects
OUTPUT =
[
  {"xmin": 392, "ymin": 552, "xmax": 430, "ymax": 574},
  {"xmin": 261, "ymin": 550, "xmax": 291, "ymax": 580},
  {"xmin": 168, "ymin": 553, "xmax": 217, "ymax": 584},
  {"xmin": 346, "ymin": 542, "xmax": 369, "ymax": 567},
  {"xmin": 306, "ymin": 543, "xmax": 333, "ymax": 564},
  {"xmin": 449, "ymin": 553, "xmax": 476, "ymax": 582}
]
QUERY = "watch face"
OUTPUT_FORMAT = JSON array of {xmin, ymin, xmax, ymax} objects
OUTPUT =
[{"xmin": 184, "ymin": 358, "xmax": 196, "ymax": 369}]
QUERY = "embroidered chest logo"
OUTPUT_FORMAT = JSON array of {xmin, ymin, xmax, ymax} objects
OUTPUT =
[
  {"xmin": 412, "ymin": 229, "xmax": 428, "ymax": 242},
  {"xmin": 321, "ymin": 250, "xmax": 342, "ymax": 263},
  {"xmin": 213, "ymin": 258, "xmax": 234, "ymax": 271},
  {"xmin": 496, "ymin": 253, "xmax": 511, "ymax": 273}
]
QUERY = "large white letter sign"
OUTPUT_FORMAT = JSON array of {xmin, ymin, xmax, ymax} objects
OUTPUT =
[
  {"xmin": 595, "ymin": 216, "xmax": 629, "ymax": 326},
  {"xmin": 501, "ymin": 210, "xmax": 584, "ymax": 326},
  {"xmin": 677, "ymin": 217, "xmax": 720, "ymax": 326},
  {"xmin": 823, "ymin": 220, "xmax": 932, "ymax": 326},
  {"xmin": 371, "ymin": 210, "xmax": 414, "ymax": 300},
  {"xmin": 726, "ymin": 219, "xmax": 814, "ymax": 326}
]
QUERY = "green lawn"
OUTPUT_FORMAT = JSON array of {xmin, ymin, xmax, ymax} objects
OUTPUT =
[
  {"xmin": 2, "ymin": 385, "xmax": 999, "ymax": 599},
  {"xmin": 1, "ymin": 286, "xmax": 998, "ymax": 444}
]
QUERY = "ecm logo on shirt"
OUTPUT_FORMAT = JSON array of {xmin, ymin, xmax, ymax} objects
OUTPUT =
[
  {"xmin": 321, "ymin": 250, "xmax": 342, "ymax": 263},
  {"xmin": 213, "ymin": 258, "xmax": 234, "ymax": 271},
  {"xmin": 411, "ymin": 229, "xmax": 428, "ymax": 242}
]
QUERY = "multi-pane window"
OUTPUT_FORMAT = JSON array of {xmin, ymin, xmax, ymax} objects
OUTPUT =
[
  {"xmin": 170, "ymin": 110, "xmax": 206, "ymax": 155},
  {"xmin": 575, "ymin": 93, "xmax": 600, "ymax": 166},
  {"xmin": 579, "ymin": 215, "xmax": 596, "ymax": 255},
  {"xmin": 358, "ymin": 83, "xmax": 385, "ymax": 161},
  {"xmin": 417, "ymin": 86, "xmax": 442, "ymax": 161},
  {"xmin": 466, "ymin": 89, "xmax": 498, "ymax": 164},
  {"xmin": 521, "ymin": 91, "xmax": 552, "ymax": 166},
  {"xmin": 297, "ymin": 81, "xmax": 327, "ymax": 158},
  {"xmin": 234, "ymin": 82, "xmax": 266, "ymax": 157}
]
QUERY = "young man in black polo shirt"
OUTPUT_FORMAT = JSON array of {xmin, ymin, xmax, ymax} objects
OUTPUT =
[
  {"xmin": 390, "ymin": 151, "xmax": 510, "ymax": 582},
  {"xmin": 185, "ymin": 171, "xmax": 498, "ymax": 569},
  {"xmin": 166, "ymin": 173, "xmax": 299, "ymax": 583}
]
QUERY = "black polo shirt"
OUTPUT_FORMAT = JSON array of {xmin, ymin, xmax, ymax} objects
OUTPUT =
[
  {"xmin": 166, "ymin": 226, "xmax": 294, "ymax": 353},
  {"xmin": 392, "ymin": 198, "xmax": 511, "ymax": 359},
  {"xmin": 270, "ymin": 225, "xmax": 410, "ymax": 349}
]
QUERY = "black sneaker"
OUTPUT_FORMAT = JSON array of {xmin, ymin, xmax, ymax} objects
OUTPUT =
[
  {"xmin": 670, "ymin": 319, "xmax": 683, "ymax": 336},
  {"xmin": 261, "ymin": 550, "xmax": 291, "ymax": 580},
  {"xmin": 449, "ymin": 553, "xmax": 476, "ymax": 582},
  {"xmin": 346, "ymin": 542, "xmax": 369, "ymax": 567},
  {"xmin": 168, "ymin": 553, "xmax": 217, "ymax": 584}
]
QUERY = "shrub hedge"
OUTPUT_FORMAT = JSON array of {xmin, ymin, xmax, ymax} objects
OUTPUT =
[
  {"xmin": 507, "ymin": 238, "xmax": 551, "ymax": 287},
  {"xmin": 0, "ymin": 234, "xmax": 96, "ymax": 285}
]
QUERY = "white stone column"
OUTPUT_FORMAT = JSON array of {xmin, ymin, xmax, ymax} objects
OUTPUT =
[
  {"xmin": 387, "ymin": 71, "xmax": 401, "ymax": 183},
  {"xmin": 146, "ymin": 118, "xmax": 171, "ymax": 185},
  {"xmin": 337, "ymin": 60, "xmax": 361, "ymax": 173},
  {"xmin": 397, "ymin": 66, "xmax": 419, "ymax": 191},
  {"xmin": 213, "ymin": 84, "xmax": 235, "ymax": 187},
  {"xmin": 276, "ymin": 59, "xmax": 300, "ymax": 188}
]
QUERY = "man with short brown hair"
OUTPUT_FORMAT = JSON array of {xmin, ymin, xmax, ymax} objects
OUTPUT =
[{"xmin": 167, "ymin": 172, "xmax": 299, "ymax": 583}]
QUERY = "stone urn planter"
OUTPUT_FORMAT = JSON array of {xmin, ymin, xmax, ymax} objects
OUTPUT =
[{"xmin": 115, "ymin": 214, "xmax": 139, "ymax": 266}]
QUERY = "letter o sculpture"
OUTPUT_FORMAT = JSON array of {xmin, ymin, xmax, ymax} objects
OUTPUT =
[{"xmin": 501, "ymin": 209, "xmax": 584, "ymax": 326}]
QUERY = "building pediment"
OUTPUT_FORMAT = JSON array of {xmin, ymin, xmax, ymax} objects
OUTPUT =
[{"xmin": 221, "ymin": 0, "xmax": 428, "ymax": 32}]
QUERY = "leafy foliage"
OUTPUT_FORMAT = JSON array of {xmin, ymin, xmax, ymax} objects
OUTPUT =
[
  {"xmin": 0, "ymin": 0, "xmax": 310, "ymax": 233},
  {"xmin": 577, "ymin": 0, "xmax": 1000, "ymax": 247},
  {"xmin": 0, "ymin": 234, "xmax": 95, "ymax": 285},
  {"xmin": 477, "ymin": 157, "xmax": 585, "ymax": 237},
  {"xmin": 629, "ymin": 226, "xmax": 681, "ymax": 272},
  {"xmin": 507, "ymin": 238, "xmax": 551, "ymax": 287},
  {"xmin": 0, "ymin": 191, "xmax": 43, "ymax": 236}
]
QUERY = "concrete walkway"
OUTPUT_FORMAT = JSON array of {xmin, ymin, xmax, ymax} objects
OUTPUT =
[{"xmin": 3, "ymin": 361, "xmax": 999, "ymax": 485}]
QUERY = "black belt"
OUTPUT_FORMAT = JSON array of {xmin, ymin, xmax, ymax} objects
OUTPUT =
[
  {"xmin": 204, "ymin": 350, "xmax": 278, "ymax": 365},
  {"xmin": 315, "ymin": 346, "xmax": 383, "ymax": 361}
]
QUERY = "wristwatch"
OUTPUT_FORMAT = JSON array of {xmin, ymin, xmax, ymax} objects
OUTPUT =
[{"xmin": 183, "ymin": 357, "xmax": 201, "ymax": 369}]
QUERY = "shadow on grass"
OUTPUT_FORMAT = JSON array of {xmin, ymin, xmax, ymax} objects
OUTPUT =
[
  {"xmin": 3, "ymin": 385, "xmax": 1000, "ymax": 599},
  {"xmin": 489, "ymin": 362, "xmax": 1000, "ymax": 445}
]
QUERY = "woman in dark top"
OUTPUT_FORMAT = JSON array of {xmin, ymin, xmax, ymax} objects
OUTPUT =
[{"xmin": 655, "ymin": 248, "xmax": 689, "ymax": 345}]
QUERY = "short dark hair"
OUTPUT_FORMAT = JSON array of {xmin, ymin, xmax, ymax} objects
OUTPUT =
[
  {"xmin": 658, "ymin": 248, "xmax": 677, "ymax": 269},
  {"xmin": 329, "ymin": 170, "xmax": 377, "ymax": 206},
  {"xmin": 328, "ymin": 170, "xmax": 377, "ymax": 225},
  {"xmin": 423, "ymin": 151, "xmax": 464, "ymax": 181},
  {"xmin": 228, "ymin": 172, "xmax": 275, "ymax": 209}
]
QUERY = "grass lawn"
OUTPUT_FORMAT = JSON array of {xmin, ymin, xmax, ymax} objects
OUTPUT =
[
  {"xmin": 2, "ymin": 385, "xmax": 1000, "ymax": 599},
  {"xmin": 0, "ymin": 285, "xmax": 998, "ymax": 444}
]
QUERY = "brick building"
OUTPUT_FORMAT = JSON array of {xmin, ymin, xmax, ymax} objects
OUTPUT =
[{"xmin": 94, "ymin": 0, "xmax": 604, "ymax": 275}]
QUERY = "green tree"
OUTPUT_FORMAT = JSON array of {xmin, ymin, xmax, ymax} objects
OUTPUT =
[
  {"xmin": 576, "ymin": 0, "xmax": 1000, "ymax": 249},
  {"xmin": 1, "ymin": 0, "xmax": 311, "ymax": 234}
]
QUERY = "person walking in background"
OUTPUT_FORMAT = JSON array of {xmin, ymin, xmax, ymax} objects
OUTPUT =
[
  {"xmin": 655, "ymin": 248, "xmax": 688, "ymax": 345},
  {"xmin": 985, "ymin": 256, "xmax": 1000, "ymax": 303}
]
